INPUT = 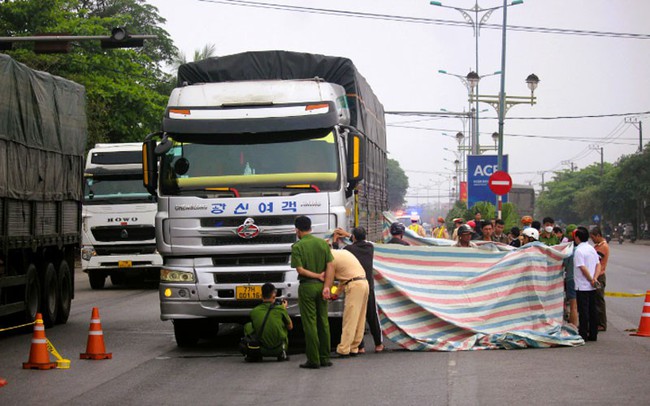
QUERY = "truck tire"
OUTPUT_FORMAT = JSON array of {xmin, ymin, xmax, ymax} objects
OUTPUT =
[
  {"xmin": 110, "ymin": 273, "xmax": 127, "ymax": 286},
  {"xmin": 173, "ymin": 319, "xmax": 201, "ymax": 347},
  {"xmin": 41, "ymin": 263, "xmax": 59, "ymax": 328},
  {"xmin": 56, "ymin": 260, "xmax": 73, "ymax": 324},
  {"xmin": 24, "ymin": 264, "xmax": 41, "ymax": 323},
  {"xmin": 89, "ymin": 272, "xmax": 106, "ymax": 290}
]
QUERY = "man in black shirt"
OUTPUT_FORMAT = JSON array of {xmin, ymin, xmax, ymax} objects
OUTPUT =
[{"xmin": 388, "ymin": 222, "xmax": 410, "ymax": 245}]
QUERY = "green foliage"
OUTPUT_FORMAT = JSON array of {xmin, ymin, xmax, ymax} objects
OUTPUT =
[
  {"xmin": 537, "ymin": 147, "xmax": 650, "ymax": 228},
  {"xmin": 0, "ymin": 0, "xmax": 178, "ymax": 149},
  {"xmin": 501, "ymin": 202, "xmax": 519, "ymax": 230},
  {"xmin": 387, "ymin": 158, "xmax": 409, "ymax": 210},
  {"xmin": 445, "ymin": 200, "xmax": 468, "ymax": 228},
  {"xmin": 471, "ymin": 201, "xmax": 496, "ymax": 221}
]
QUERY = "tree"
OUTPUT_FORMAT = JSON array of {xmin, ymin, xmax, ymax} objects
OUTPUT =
[
  {"xmin": 172, "ymin": 43, "xmax": 217, "ymax": 70},
  {"xmin": 0, "ymin": 0, "xmax": 178, "ymax": 149},
  {"xmin": 387, "ymin": 158, "xmax": 409, "ymax": 210}
]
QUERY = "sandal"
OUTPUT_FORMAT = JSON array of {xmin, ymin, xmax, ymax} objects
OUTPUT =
[{"xmin": 375, "ymin": 344, "xmax": 385, "ymax": 353}]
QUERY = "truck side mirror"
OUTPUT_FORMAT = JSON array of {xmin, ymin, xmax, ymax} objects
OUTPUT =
[
  {"xmin": 347, "ymin": 132, "xmax": 365, "ymax": 183},
  {"xmin": 142, "ymin": 138, "xmax": 158, "ymax": 195}
]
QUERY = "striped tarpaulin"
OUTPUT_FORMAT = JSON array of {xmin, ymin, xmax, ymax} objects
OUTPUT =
[{"xmin": 374, "ymin": 241, "xmax": 584, "ymax": 350}]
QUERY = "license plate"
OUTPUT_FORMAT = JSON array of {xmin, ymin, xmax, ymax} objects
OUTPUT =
[
  {"xmin": 118, "ymin": 260, "xmax": 132, "ymax": 268},
  {"xmin": 236, "ymin": 285, "xmax": 262, "ymax": 300}
]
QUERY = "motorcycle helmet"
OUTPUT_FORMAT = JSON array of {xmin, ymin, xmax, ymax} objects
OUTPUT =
[
  {"xmin": 522, "ymin": 227, "xmax": 539, "ymax": 241},
  {"xmin": 390, "ymin": 222, "xmax": 406, "ymax": 236}
]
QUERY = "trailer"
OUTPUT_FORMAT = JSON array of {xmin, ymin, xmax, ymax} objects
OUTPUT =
[{"xmin": 0, "ymin": 54, "xmax": 86, "ymax": 327}]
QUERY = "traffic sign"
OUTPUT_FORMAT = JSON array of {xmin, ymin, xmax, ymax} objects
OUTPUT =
[
  {"xmin": 488, "ymin": 171, "xmax": 512, "ymax": 195},
  {"xmin": 593, "ymin": 214, "xmax": 601, "ymax": 223}
]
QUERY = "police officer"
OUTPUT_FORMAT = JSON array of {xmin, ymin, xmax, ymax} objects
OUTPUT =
[{"xmin": 291, "ymin": 216, "xmax": 334, "ymax": 369}]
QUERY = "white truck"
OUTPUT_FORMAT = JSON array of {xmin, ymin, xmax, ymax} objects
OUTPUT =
[
  {"xmin": 142, "ymin": 51, "xmax": 387, "ymax": 346},
  {"xmin": 81, "ymin": 143, "xmax": 162, "ymax": 289}
]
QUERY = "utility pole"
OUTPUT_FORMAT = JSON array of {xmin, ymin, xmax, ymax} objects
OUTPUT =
[
  {"xmin": 625, "ymin": 117, "xmax": 644, "ymax": 152},
  {"xmin": 589, "ymin": 144, "xmax": 604, "ymax": 176}
]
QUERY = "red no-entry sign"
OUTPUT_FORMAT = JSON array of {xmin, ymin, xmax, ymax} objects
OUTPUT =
[{"xmin": 488, "ymin": 170, "xmax": 512, "ymax": 195}]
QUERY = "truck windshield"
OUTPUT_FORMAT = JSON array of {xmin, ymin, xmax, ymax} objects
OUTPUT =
[
  {"xmin": 159, "ymin": 131, "xmax": 340, "ymax": 196},
  {"xmin": 84, "ymin": 174, "xmax": 153, "ymax": 205}
]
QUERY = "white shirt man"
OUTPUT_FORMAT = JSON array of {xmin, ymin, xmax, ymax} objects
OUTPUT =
[{"xmin": 573, "ymin": 227, "xmax": 602, "ymax": 342}]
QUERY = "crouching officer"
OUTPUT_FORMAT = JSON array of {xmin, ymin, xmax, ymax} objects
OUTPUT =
[{"xmin": 243, "ymin": 282, "xmax": 293, "ymax": 362}]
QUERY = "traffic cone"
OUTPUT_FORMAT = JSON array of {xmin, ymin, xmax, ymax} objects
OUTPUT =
[
  {"xmin": 0, "ymin": 377, "xmax": 7, "ymax": 387},
  {"xmin": 631, "ymin": 290, "xmax": 650, "ymax": 337},
  {"xmin": 80, "ymin": 307, "xmax": 112, "ymax": 360},
  {"xmin": 22, "ymin": 313, "xmax": 57, "ymax": 370}
]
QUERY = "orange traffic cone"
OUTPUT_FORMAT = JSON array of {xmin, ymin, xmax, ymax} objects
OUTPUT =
[
  {"xmin": 631, "ymin": 290, "xmax": 650, "ymax": 337},
  {"xmin": 23, "ymin": 313, "xmax": 57, "ymax": 370},
  {"xmin": 0, "ymin": 377, "xmax": 7, "ymax": 387},
  {"xmin": 80, "ymin": 307, "xmax": 112, "ymax": 360}
]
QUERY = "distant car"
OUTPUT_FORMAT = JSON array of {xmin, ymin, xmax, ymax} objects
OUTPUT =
[{"xmin": 395, "ymin": 216, "xmax": 412, "ymax": 228}]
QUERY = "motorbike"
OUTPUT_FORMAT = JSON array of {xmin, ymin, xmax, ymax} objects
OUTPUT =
[
  {"xmin": 618, "ymin": 233, "xmax": 624, "ymax": 245},
  {"xmin": 605, "ymin": 233, "xmax": 611, "ymax": 243}
]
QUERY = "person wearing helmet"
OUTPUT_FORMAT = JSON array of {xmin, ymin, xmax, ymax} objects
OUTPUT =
[
  {"xmin": 388, "ymin": 222, "xmax": 410, "ymax": 246},
  {"xmin": 454, "ymin": 224, "xmax": 477, "ymax": 248},
  {"xmin": 408, "ymin": 214, "xmax": 426, "ymax": 237},
  {"xmin": 521, "ymin": 227, "xmax": 539, "ymax": 245},
  {"xmin": 432, "ymin": 216, "xmax": 449, "ymax": 239},
  {"xmin": 451, "ymin": 218, "xmax": 464, "ymax": 241},
  {"xmin": 521, "ymin": 216, "xmax": 533, "ymax": 229}
]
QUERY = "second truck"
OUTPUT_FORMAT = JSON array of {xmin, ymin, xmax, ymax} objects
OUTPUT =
[
  {"xmin": 143, "ymin": 51, "xmax": 387, "ymax": 346},
  {"xmin": 81, "ymin": 143, "xmax": 162, "ymax": 289}
]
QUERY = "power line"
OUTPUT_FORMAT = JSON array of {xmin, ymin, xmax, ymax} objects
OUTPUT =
[
  {"xmin": 387, "ymin": 111, "xmax": 650, "ymax": 120},
  {"xmin": 197, "ymin": 0, "xmax": 650, "ymax": 40}
]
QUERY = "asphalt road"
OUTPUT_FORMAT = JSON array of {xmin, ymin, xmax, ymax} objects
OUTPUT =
[{"xmin": 1, "ymin": 243, "xmax": 649, "ymax": 405}]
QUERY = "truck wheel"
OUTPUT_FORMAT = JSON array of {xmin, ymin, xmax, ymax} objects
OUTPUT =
[
  {"xmin": 173, "ymin": 319, "xmax": 201, "ymax": 347},
  {"xmin": 56, "ymin": 260, "xmax": 72, "ymax": 324},
  {"xmin": 110, "ymin": 273, "xmax": 127, "ymax": 286},
  {"xmin": 24, "ymin": 264, "xmax": 41, "ymax": 323},
  {"xmin": 89, "ymin": 272, "xmax": 106, "ymax": 290},
  {"xmin": 41, "ymin": 263, "xmax": 59, "ymax": 328}
]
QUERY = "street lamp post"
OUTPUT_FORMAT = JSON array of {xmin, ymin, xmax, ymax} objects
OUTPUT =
[
  {"xmin": 432, "ymin": 0, "xmax": 522, "ymax": 153},
  {"xmin": 439, "ymin": 70, "xmax": 500, "ymax": 154}
]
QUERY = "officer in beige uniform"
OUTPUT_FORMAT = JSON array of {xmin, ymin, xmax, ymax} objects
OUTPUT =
[{"xmin": 324, "ymin": 249, "xmax": 369, "ymax": 357}]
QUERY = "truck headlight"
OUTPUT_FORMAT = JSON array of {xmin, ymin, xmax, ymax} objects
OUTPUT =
[
  {"xmin": 81, "ymin": 247, "xmax": 96, "ymax": 261},
  {"xmin": 160, "ymin": 269, "xmax": 195, "ymax": 283}
]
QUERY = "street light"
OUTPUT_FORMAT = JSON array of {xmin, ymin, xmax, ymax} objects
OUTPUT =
[{"xmin": 439, "ymin": 69, "xmax": 500, "ymax": 154}]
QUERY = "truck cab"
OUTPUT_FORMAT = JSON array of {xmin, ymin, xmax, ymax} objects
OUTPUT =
[{"xmin": 81, "ymin": 143, "xmax": 162, "ymax": 289}]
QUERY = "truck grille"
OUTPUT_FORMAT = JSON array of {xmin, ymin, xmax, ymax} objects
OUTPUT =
[
  {"xmin": 213, "ymin": 272, "xmax": 285, "ymax": 284},
  {"xmin": 202, "ymin": 234, "xmax": 295, "ymax": 246},
  {"xmin": 212, "ymin": 253, "xmax": 290, "ymax": 267},
  {"xmin": 91, "ymin": 225, "xmax": 155, "ymax": 242},
  {"xmin": 200, "ymin": 215, "xmax": 296, "ymax": 228},
  {"xmin": 94, "ymin": 244, "xmax": 157, "ymax": 255}
]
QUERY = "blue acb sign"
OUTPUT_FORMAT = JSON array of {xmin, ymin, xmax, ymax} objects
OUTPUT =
[{"xmin": 467, "ymin": 155, "xmax": 509, "ymax": 208}]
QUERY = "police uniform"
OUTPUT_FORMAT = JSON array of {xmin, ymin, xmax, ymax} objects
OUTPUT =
[
  {"xmin": 331, "ymin": 249, "xmax": 369, "ymax": 355},
  {"xmin": 291, "ymin": 233, "xmax": 334, "ymax": 366}
]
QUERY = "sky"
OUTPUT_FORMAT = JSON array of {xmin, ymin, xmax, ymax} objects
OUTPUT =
[{"xmin": 148, "ymin": 0, "xmax": 650, "ymax": 206}]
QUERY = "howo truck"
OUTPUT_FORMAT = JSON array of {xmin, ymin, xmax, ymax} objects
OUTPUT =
[
  {"xmin": 81, "ymin": 143, "xmax": 162, "ymax": 289},
  {"xmin": 0, "ymin": 54, "xmax": 86, "ymax": 327},
  {"xmin": 142, "ymin": 51, "xmax": 387, "ymax": 346}
]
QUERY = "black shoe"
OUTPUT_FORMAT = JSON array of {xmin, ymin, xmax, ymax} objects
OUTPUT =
[
  {"xmin": 349, "ymin": 352, "xmax": 359, "ymax": 357},
  {"xmin": 320, "ymin": 360, "xmax": 333, "ymax": 367},
  {"xmin": 277, "ymin": 350, "xmax": 289, "ymax": 362},
  {"xmin": 333, "ymin": 352, "xmax": 350, "ymax": 358},
  {"xmin": 299, "ymin": 361, "xmax": 320, "ymax": 369}
]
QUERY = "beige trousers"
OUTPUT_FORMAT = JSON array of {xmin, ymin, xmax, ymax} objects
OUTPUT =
[{"xmin": 336, "ymin": 279, "xmax": 369, "ymax": 355}]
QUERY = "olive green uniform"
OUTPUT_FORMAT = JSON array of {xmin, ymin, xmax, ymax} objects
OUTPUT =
[
  {"xmin": 291, "ymin": 233, "xmax": 334, "ymax": 365},
  {"xmin": 244, "ymin": 302, "xmax": 291, "ymax": 357}
]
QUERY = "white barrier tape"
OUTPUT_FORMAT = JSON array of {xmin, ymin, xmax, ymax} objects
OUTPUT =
[{"xmin": 88, "ymin": 331, "xmax": 104, "ymax": 336}]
